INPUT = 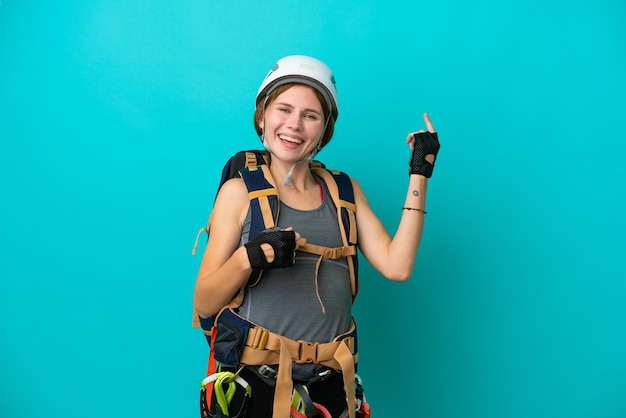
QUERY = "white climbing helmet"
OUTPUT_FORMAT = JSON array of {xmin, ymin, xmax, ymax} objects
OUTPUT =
[{"xmin": 256, "ymin": 55, "xmax": 339, "ymax": 120}]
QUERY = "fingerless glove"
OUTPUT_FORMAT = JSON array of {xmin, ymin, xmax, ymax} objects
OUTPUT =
[
  {"xmin": 409, "ymin": 132, "xmax": 440, "ymax": 178},
  {"xmin": 244, "ymin": 228, "xmax": 296, "ymax": 269}
]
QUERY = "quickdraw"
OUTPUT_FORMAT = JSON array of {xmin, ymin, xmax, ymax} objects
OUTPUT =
[{"xmin": 200, "ymin": 371, "xmax": 252, "ymax": 418}]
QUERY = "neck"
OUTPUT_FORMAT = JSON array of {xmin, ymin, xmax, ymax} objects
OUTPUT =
[{"xmin": 269, "ymin": 159, "xmax": 315, "ymax": 190}]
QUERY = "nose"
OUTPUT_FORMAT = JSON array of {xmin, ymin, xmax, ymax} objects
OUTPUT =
[{"xmin": 286, "ymin": 112, "xmax": 303, "ymax": 131}]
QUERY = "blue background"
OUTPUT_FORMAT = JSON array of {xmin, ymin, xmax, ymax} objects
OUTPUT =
[{"xmin": 1, "ymin": 1, "xmax": 625, "ymax": 417}]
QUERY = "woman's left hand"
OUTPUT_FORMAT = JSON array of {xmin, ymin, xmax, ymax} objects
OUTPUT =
[
  {"xmin": 407, "ymin": 113, "xmax": 440, "ymax": 178},
  {"xmin": 406, "ymin": 112, "xmax": 436, "ymax": 153}
]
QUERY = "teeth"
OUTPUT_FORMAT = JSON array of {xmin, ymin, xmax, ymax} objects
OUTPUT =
[{"xmin": 279, "ymin": 135, "xmax": 302, "ymax": 144}]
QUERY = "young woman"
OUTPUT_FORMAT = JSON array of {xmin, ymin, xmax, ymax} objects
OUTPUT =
[{"xmin": 194, "ymin": 55, "xmax": 440, "ymax": 418}]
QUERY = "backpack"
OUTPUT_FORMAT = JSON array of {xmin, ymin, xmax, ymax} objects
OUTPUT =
[{"xmin": 192, "ymin": 150, "xmax": 360, "ymax": 418}]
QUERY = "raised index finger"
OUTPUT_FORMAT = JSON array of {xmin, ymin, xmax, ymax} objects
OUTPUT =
[{"xmin": 423, "ymin": 112, "xmax": 436, "ymax": 133}]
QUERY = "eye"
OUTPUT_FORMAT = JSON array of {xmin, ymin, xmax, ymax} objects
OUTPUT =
[{"xmin": 305, "ymin": 113, "xmax": 320, "ymax": 121}]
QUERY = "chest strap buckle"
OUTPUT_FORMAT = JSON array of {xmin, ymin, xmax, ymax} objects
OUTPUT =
[{"xmin": 296, "ymin": 340, "xmax": 319, "ymax": 364}]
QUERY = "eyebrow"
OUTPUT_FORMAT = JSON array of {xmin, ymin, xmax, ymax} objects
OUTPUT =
[{"xmin": 274, "ymin": 102, "xmax": 322, "ymax": 116}]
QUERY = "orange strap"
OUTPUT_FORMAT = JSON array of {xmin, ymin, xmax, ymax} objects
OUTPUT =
[{"xmin": 203, "ymin": 328, "xmax": 219, "ymax": 408}]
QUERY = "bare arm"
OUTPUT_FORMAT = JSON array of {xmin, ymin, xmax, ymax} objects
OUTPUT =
[
  {"xmin": 193, "ymin": 178, "xmax": 253, "ymax": 318},
  {"xmin": 354, "ymin": 175, "xmax": 427, "ymax": 281},
  {"xmin": 355, "ymin": 113, "xmax": 438, "ymax": 282}
]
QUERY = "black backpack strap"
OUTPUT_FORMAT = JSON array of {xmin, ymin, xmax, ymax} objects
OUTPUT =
[
  {"xmin": 238, "ymin": 165, "xmax": 280, "ymax": 241},
  {"xmin": 216, "ymin": 150, "xmax": 269, "ymax": 199}
]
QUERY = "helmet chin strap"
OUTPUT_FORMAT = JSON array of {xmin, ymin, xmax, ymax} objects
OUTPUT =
[{"xmin": 283, "ymin": 148, "xmax": 318, "ymax": 187}]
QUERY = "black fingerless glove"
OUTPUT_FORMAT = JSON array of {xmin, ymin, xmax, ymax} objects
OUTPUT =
[
  {"xmin": 244, "ymin": 228, "xmax": 296, "ymax": 269},
  {"xmin": 409, "ymin": 132, "xmax": 440, "ymax": 178}
]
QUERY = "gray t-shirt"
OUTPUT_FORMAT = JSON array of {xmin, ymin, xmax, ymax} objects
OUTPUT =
[{"xmin": 238, "ymin": 179, "xmax": 353, "ymax": 379}]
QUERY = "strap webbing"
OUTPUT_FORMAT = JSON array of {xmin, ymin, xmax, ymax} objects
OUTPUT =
[
  {"xmin": 312, "ymin": 169, "xmax": 358, "ymax": 297},
  {"xmin": 240, "ymin": 324, "xmax": 358, "ymax": 418},
  {"xmin": 240, "ymin": 165, "xmax": 280, "ymax": 236},
  {"xmin": 203, "ymin": 329, "xmax": 219, "ymax": 409}
]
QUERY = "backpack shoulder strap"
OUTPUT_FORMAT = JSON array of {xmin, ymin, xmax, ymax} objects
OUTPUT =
[
  {"xmin": 238, "ymin": 164, "xmax": 280, "ymax": 237},
  {"xmin": 192, "ymin": 150, "xmax": 270, "ymax": 255},
  {"xmin": 310, "ymin": 168, "xmax": 359, "ymax": 300},
  {"xmin": 216, "ymin": 151, "xmax": 269, "ymax": 198}
]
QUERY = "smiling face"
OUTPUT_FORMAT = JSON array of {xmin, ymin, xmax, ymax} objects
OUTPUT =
[{"xmin": 257, "ymin": 84, "xmax": 326, "ymax": 162}]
